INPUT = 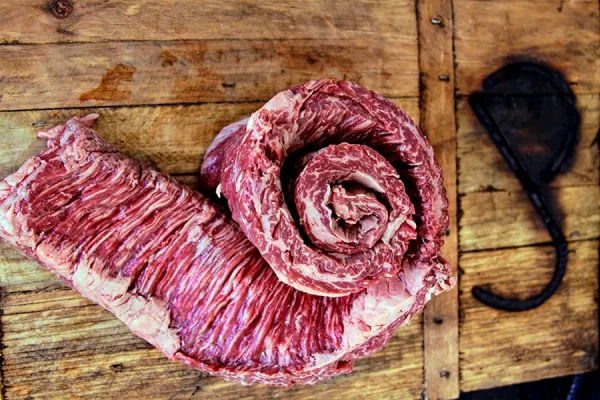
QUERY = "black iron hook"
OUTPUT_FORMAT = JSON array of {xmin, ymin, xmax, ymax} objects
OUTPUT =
[{"xmin": 468, "ymin": 62, "xmax": 579, "ymax": 312}]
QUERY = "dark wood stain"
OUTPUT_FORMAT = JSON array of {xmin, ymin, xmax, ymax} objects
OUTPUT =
[
  {"xmin": 160, "ymin": 50, "xmax": 178, "ymax": 67},
  {"xmin": 79, "ymin": 64, "xmax": 137, "ymax": 102},
  {"xmin": 109, "ymin": 363, "xmax": 125, "ymax": 373},
  {"xmin": 56, "ymin": 27, "xmax": 75, "ymax": 36}
]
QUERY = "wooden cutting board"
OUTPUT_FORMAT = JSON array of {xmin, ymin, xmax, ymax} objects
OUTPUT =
[{"xmin": 0, "ymin": 1, "xmax": 598, "ymax": 399}]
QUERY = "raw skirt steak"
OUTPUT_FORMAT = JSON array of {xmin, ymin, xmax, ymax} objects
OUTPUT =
[
  {"xmin": 0, "ymin": 80, "xmax": 454, "ymax": 387},
  {"xmin": 202, "ymin": 80, "xmax": 450, "ymax": 297}
]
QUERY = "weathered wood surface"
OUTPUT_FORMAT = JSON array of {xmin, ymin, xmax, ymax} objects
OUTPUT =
[
  {"xmin": 454, "ymin": 0, "xmax": 600, "ymax": 95},
  {"xmin": 0, "ymin": 103, "xmax": 261, "ymax": 176},
  {"xmin": 459, "ymin": 240, "xmax": 599, "ymax": 391},
  {"xmin": 459, "ymin": 185, "xmax": 600, "ymax": 251},
  {"xmin": 0, "ymin": 0, "xmax": 599, "ymax": 398},
  {"xmin": 0, "ymin": 39, "xmax": 418, "ymax": 111},
  {"xmin": 417, "ymin": 0, "xmax": 459, "ymax": 399},
  {"xmin": 0, "ymin": 0, "xmax": 417, "ymax": 44}
]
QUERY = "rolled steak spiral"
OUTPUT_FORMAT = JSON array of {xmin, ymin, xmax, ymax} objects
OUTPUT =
[
  {"xmin": 0, "ymin": 80, "xmax": 454, "ymax": 387},
  {"xmin": 201, "ymin": 79, "xmax": 449, "ymax": 297}
]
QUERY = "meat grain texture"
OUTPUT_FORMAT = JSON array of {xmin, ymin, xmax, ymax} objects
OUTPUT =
[{"xmin": 0, "ymin": 80, "xmax": 454, "ymax": 387}]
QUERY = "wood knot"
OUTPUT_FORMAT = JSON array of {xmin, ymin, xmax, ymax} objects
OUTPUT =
[
  {"xmin": 110, "ymin": 363, "xmax": 125, "ymax": 372},
  {"xmin": 47, "ymin": 0, "xmax": 73, "ymax": 19}
]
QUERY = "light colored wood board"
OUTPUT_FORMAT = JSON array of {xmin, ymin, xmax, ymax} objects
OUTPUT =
[
  {"xmin": 0, "ymin": 104, "xmax": 259, "ymax": 177},
  {"xmin": 0, "ymin": 243, "xmax": 63, "ymax": 294},
  {"xmin": 0, "ymin": 98, "xmax": 419, "ymax": 180},
  {"xmin": 0, "ymin": 0, "xmax": 416, "ymax": 44},
  {"xmin": 457, "ymin": 94, "xmax": 600, "ymax": 194},
  {"xmin": 459, "ymin": 185, "xmax": 600, "ymax": 252},
  {"xmin": 454, "ymin": 0, "xmax": 600, "ymax": 95},
  {"xmin": 0, "ymin": 288, "xmax": 424, "ymax": 400},
  {"xmin": 459, "ymin": 240, "xmax": 599, "ymax": 391},
  {"xmin": 417, "ymin": 0, "xmax": 459, "ymax": 398},
  {"xmin": 0, "ymin": 39, "xmax": 418, "ymax": 111}
]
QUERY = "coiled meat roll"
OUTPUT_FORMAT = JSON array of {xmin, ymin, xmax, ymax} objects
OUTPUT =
[{"xmin": 202, "ymin": 80, "xmax": 449, "ymax": 297}]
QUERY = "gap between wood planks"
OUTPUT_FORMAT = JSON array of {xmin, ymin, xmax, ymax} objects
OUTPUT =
[
  {"xmin": 459, "ymin": 239, "xmax": 599, "ymax": 391},
  {"xmin": 417, "ymin": 0, "xmax": 460, "ymax": 399}
]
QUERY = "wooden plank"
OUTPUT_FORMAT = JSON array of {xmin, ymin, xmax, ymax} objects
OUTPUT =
[
  {"xmin": 417, "ymin": 0, "xmax": 459, "ymax": 399},
  {"xmin": 454, "ymin": 0, "xmax": 600, "ymax": 95},
  {"xmin": 459, "ymin": 185, "xmax": 600, "ymax": 252},
  {"xmin": 459, "ymin": 240, "xmax": 599, "ymax": 391},
  {"xmin": 0, "ymin": 243, "xmax": 62, "ymax": 294},
  {"xmin": 457, "ymin": 94, "xmax": 600, "ymax": 194},
  {"xmin": 0, "ymin": 38, "xmax": 418, "ymax": 111},
  {"xmin": 0, "ymin": 288, "xmax": 424, "ymax": 399},
  {"xmin": 0, "ymin": 0, "xmax": 416, "ymax": 44},
  {"xmin": 0, "ymin": 98, "xmax": 420, "ymax": 179},
  {"xmin": 0, "ymin": 103, "xmax": 260, "ymax": 177}
]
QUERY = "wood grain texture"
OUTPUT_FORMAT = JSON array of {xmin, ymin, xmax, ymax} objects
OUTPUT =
[
  {"xmin": 417, "ymin": 0, "xmax": 459, "ymax": 398},
  {"xmin": 459, "ymin": 240, "xmax": 599, "ymax": 391},
  {"xmin": 0, "ymin": 38, "xmax": 418, "ymax": 111},
  {"xmin": 454, "ymin": 0, "xmax": 600, "ymax": 95},
  {"xmin": 0, "ymin": 97, "xmax": 420, "ymax": 179},
  {"xmin": 0, "ymin": 287, "xmax": 424, "ymax": 400},
  {"xmin": 459, "ymin": 185, "xmax": 600, "ymax": 252},
  {"xmin": 457, "ymin": 94, "xmax": 600, "ymax": 194},
  {"xmin": 0, "ymin": 104, "xmax": 260, "ymax": 177},
  {"xmin": 0, "ymin": 0, "xmax": 416, "ymax": 44}
]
